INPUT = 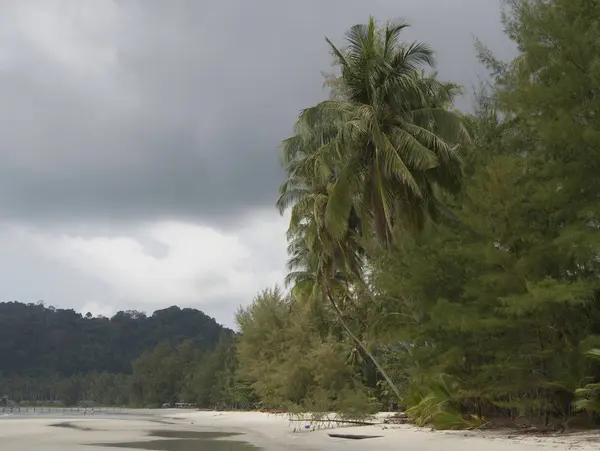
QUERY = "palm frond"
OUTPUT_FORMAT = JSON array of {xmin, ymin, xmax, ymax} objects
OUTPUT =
[
  {"xmin": 279, "ymin": 16, "xmax": 467, "ymax": 257},
  {"xmin": 382, "ymin": 19, "xmax": 411, "ymax": 58},
  {"xmin": 585, "ymin": 348, "xmax": 600, "ymax": 360}
]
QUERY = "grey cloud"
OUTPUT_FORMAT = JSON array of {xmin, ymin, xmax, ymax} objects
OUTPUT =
[
  {"xmin": 0, "ymin": 0, "xmax": 514, "ymax": 228},
  {"xmin": 0, "ymin": 227, "xmax": 114, "ymax": 307},
  {"xmin": 0, "ymin": 0, "xmax": 517, "ymax": 323},
  {"xmin": 0, "ymin": 222, "xmax": 269, "ymax": 329}
]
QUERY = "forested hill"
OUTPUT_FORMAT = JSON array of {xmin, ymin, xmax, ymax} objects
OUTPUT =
[{"xmin": 0, "ymin": 301, "xmax": 231, "ymax": 376}]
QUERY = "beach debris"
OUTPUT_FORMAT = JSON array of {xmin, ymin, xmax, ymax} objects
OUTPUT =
[{"xmin": 383, "ymin": 412, "xmax": 410, "ymax": 424}]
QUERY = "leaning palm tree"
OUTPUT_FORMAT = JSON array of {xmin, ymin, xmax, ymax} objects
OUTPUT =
[
  {"xmin": 281, "ymin": 17, "xmax": 469, "ymax": 249},
  {"xmin": 278, "ymin": 143, "xmax": 405, "ymax": 398},
  {"xmin": 284, "ymin": 206, "xmax": 405, "ymax": 400},
  {"xmin": 277, "ymin": 17, "xmax": 469, "ymax": 401}
]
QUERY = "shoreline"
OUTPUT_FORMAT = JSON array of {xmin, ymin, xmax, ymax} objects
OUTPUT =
[{"xmin": 1, "ymin": 409, "xmax": 599, "ymax": 450}]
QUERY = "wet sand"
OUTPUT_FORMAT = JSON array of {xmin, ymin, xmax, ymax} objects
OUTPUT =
[
  {"xmin": 2, "ymin": 409, "xmax": 600, "ymax": 451},
  {"xmin": 96, "ymin": 430, "xmax": 258, "ymax": 450},
  {"xmin": 1, "ymin": 415, "xmax": 259, "ymax": 451}
]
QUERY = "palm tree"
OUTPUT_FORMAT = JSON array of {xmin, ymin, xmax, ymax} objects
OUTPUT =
[
  {"xmin": 277, "ymin": 133, "xmax": 405, "ymax": 397},
  {"xmin": 283, "ymin": 202, "xmax": 406, "ymax": 399},
  {"xmin": 281, "ymin": 17, "xmax": 469, "ymax": 249},
  {"xmin": 277, "ymin": 17, "xmax": 469, "ymax": 401}
]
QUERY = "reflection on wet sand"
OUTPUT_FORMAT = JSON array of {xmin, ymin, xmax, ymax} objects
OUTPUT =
[
  {"xmin": 96, "ymin": 429, "xmax": 259, "ymax": 451},
  {"xmin": 50, "ymin": 421, "xmax": 97, "ymax": 431}
]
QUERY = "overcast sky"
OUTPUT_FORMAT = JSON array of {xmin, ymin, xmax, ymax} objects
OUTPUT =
[{"xmin": 0, "ymin": 0, "xmax": 515, "ymax": 327}]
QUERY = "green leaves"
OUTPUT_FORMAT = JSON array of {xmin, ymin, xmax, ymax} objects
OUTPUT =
[
  {"xmin": 405, "ymin": 374, "xmax": 484, "ymax": 430},
  {"xmin": 235, "ymin": 289, "xmax": 375, "ymax": 411},
  {"xmin": 279, "ymin": 17, "xmax": 468, "ymax": 255},
  {"xmin": 585, "ymin": 349, "xmax": 600, "ymax": 361},
  {"xmin": 268, "ymin": 3, "xmax": 600, "ymax": 426},
  {"xmin": 573, "ymin": 349, "xmax": 600, "ymax": 415}
]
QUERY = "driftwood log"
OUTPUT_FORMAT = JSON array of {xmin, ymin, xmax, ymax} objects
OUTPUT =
[{"xmin": 328, "ymin": 433, "xmax": 383, "ymax": 440}]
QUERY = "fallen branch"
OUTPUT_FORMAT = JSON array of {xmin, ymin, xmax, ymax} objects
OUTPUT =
[{"xmin": 288, "ymin": 418, "xmax": 375, "ymax": 426}]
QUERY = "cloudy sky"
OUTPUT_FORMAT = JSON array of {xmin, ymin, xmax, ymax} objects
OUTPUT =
[{"xmin": 0, "ymin": 0, "xmax": 515, "ymax": 327}]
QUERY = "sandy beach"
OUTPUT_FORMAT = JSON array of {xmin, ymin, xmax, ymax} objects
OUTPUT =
[{"xmin": 1, "ymin": 409, "xmax": 599, "ymax": 450}]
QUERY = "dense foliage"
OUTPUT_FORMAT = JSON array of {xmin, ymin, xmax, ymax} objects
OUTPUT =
[
  {"xmin": 235, "ymin": 288, "xmax": 380, "ymax": 414},
  {"xmin": 236, "ymin": 0, "xmax": 600, "ymax": 429}
]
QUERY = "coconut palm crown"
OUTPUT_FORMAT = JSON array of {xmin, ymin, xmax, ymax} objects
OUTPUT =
[{"xmin": 278, "ymin": 17, "xmax": 469, "ymax": 249}]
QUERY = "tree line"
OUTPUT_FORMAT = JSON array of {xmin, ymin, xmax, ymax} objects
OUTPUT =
[
  {"xmin": 234, "ymin": 0, "xmax": 600, "ymax": 429},
  {"xmin": 0, "ymin": 302, "xmax": 238, "ymax": 407}
]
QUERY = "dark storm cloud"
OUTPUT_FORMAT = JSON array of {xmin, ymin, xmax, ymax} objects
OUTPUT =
[{"xmin": 0, "ymin": 0, "xmax": 514, "ymax": 227}]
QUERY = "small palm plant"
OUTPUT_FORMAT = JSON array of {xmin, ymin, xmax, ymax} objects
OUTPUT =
[
  {"xmin": 405, "ymin": 374, "xmax": 483, "ymax": 430},
  {"xmin": 573, "ymin": 349, "xmax": 600, "ymax": 414}
]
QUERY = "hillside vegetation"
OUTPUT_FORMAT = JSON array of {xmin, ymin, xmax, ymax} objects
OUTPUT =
[{"xmin": 0, "ymin": 302, "xmax": 234, "ymax": 407}]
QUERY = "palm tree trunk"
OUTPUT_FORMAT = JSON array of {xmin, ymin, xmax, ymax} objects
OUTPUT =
[
  {"xmin": 370, "ymin": 176, "xmax": 393, "ymax": 251},
  {"xmin": 325, "ymin": 287, "xmax": 403, "ymax": 401}
]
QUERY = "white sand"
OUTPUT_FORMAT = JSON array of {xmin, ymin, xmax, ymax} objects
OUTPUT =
[
  {"xmin": 1, "ymin": 409, "xmax": 599, "ymax": 450},
  {"xmin": 169, "ymin": 410, "xmax": 600, "ymax": 451}
]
